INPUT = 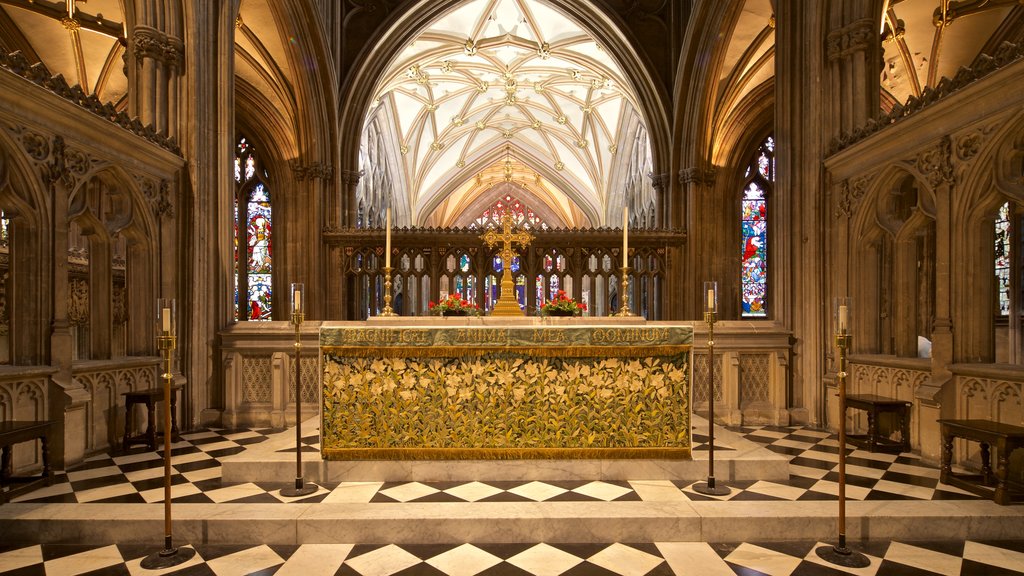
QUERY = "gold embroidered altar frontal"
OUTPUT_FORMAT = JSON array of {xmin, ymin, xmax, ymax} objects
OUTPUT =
[{"xmin": 320, "ymin": 323, "xmax": 692, "ymax": 460}]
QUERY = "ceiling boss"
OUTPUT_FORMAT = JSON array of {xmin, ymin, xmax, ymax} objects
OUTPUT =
[{"xmin": 480, "ymin": 211, "xmax": 535, "ymax": 316}]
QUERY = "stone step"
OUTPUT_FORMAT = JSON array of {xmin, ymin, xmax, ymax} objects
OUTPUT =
[{"xmin": 2, "ymin": 499, "xmax": 1022, "ymax": 546}]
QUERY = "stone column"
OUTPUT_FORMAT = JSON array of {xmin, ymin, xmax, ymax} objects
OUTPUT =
[
  {"xmin": 46, "ymin": 136, "xmax": 83, "ymax": 468},
  {"xmin": 678, "ymin": 166, "xmax": 716, "ymax": 320},
  {"xmin": 179, "ymin": 0, "xmax": 237, "ymax": 427},
  {"xmin": 775, "ymin": 2, "xmax": 827, "ymax": 426}
]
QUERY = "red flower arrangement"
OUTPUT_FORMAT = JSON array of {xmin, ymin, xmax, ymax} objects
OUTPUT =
[
  {"xmin": 429, "ymin": 294, "xmax": 481, "ymax": 316},
  {"xmin": 540, "ymin": 290, "xmax": 587, "ymax": 316}
]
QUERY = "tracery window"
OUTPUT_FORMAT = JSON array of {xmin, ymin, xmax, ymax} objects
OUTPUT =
[
  {"xmin": 234, "ymin": 137, "xmax": 273, "ymax": 321},
  {"xmin": 741, "ymin": 135, "xmax": 773, "ymax": 318},
  {"xmin": 995, "ymin": 201, "xmax": 1011, "ymax": 316},
  {"xmin": 474, "ymin": 194, "xmax": 547, "ymax": 230}
]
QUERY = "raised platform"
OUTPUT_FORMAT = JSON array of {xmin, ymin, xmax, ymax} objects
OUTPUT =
[
  {"xmin": 221, "ymin": 417, "xmax": 786, "ymax": 484},
  {"xmin": 3, "ymin": 419, "xmax": 1024, "ymax": 548}
]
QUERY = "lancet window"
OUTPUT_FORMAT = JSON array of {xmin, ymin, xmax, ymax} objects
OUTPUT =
[
  {"xmin": 996, "ymin": 201, "xmax": 1011, "ymax": 316},
  {"xmin": 741, "ymin": 135, "xmax": 773, "ymax": 317},
  {"xmin": 234, "ymin": 136, "xmax": 273, "ymax": 321}
]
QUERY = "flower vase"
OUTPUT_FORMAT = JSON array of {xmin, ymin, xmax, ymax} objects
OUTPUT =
[{"xmin": 442, "ymin": 310, "xmax": 469, "ymax": 317}]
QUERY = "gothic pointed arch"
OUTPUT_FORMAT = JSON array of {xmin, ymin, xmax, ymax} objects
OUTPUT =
[
  {"xmin": 0, "ymin": 132, "xmax": 50, "ymax": 365},
  {"xmin": 337, "ymin": 0, "xmax": 671, "ymax": 228}
]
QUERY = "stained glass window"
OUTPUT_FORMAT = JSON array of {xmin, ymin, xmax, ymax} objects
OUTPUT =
[
  {"xmin": 234, "ymin": 137, "xmax": 272, "ymax": 321},
  {"xmin": 0, "ymin": 211, "xmax": 8, "ymax": 248},
  {"xmin": 473, "ymin": 194, "xmax": 547, "ymax": 229},
  {"xmin": 995, "ymin": 201, "xmax": 1010, "ymax": 316},
  {"xmin": 741, "ymin": 136, "xmax": 773, "ymax": 317}
]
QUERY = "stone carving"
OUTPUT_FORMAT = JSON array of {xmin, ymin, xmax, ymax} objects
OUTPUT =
[
  {"xmin": 156, "ymin": 179, "xmax": 174, "ymax": 218},
  {"xmin": 289, "ymin": 357, "xmax": 320, "ymax": 404},
  {"xmin": 835, "ymin": 175, "xmax": 872, "ymax": 218},
  {"xmin": 678, "ymin": 166, "xmax": 716, "ymax": 187},
  {"xmin": 832, "ymin": 41, "xmax": 1023, "ymax": 154},
  {"xmin": 340, "ymin": 169, "xmax": 362, "ymax": 187},
  {"xmin": 242, "ymin": 355, "xmax": 273, "ymax": 403},
  {"xmin": 48, "ymin": 136, "xmax": 74, "ymax": 188},
  {"xmin": 957, "ymin": 374, "xmax": 1022, "ymax": 423},
  {"xmin": 851, "ymin": 363, "xmax": 929, "ymax": 400},
  {"xmin": 68, "ymin": 277, "xmax": 89, "ymax": 326},
  {"xmin": 740, "ymin": 353, "xmax": 771, "ymax": 404},
  {"xmin": 827, "ymin": 18, "xmax": 876, "ymax": 61},
  {"xmin": 915, "ymin": 136, "xmax": 955, "ymax": 188},
  {"xmin": 693, "ymin": 352, "xmax": 723, "ymax": 403},
  {"xmin": 291, "ymin": 161, "xmax": 336, "ymax": 182},
  {"xmin": 19, "ymin": 129, "xmax": 50, "ymax": 162},
  {"xmin": 112, "ymin": 282, "xmax": 128, "ymax": 325},
  {"xmin": 0, "ymin": 50, "xmax": 181, "ymax": 154}
]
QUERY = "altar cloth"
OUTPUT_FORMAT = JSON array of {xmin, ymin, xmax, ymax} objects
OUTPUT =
[{"xmin": 320, "ymin": 322, "xmax": 692, "ymax": 460}]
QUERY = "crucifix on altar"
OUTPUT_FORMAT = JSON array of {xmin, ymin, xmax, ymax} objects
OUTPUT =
[{"xmin": 480, "ymin": 211, "xmax": 535, "ymax": 316}]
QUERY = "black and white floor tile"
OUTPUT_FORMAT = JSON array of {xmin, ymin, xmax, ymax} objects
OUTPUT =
[
  {"xmin": 7, "ymin": 424, "xmax": 980, "ymax": 506},
  {"xmin": 3, "ymin": 539, "xmax": 1024, "ymax": 575},
  {"xmin": 4, "ymin": 423, "xmax": 1020, "ymax": 575}
]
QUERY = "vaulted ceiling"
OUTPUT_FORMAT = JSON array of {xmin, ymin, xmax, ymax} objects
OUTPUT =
[{"xmin": 363, "ymin": 0, "xmax": 650, "ymax": 228}]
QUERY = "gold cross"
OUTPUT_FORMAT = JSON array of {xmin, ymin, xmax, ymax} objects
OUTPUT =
[{"xmin": 479, "ymin": 211, "xmax": 534, "ymax": 315}]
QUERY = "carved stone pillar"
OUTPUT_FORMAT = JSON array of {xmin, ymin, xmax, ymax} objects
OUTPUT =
[
  {"xmin": 340, "ymin": 169, "xmax": 360, "ymax": 228},
  {"xmin": 775, "ymin": 2, "xmax": 827, "ymax": 426},
  {"xmin": 47, "ymin": 136, "xmax": 79, "ymax": 468},
  {"xmin": 678, "ymin": 166, "xmax": 716, "ymax": 319},
  {"xmin": 180, "ymin": 0, "xmax": 237, "ymax": 427},
  {"xmin": 131, "ymin": 26, "xmax": 183, "ymax": 137},
  {"xmin": 826, "ymin": 17, "xmax": 882, "ymax": 139},
  {"xmin": 290, "ymin": 161, "xmax": 334, "ymax": 319}
]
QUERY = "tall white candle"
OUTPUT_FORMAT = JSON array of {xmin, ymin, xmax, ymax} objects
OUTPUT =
[
  {"xmin": 622, "ymin": 206, "xmax": 628, "ymax": 269},
  {"xmin": 161, "ymin": 307, "xmax": 171, "ymax": 333},
  {"xmin": 838, "ymin": 304, "xmax": 848, "ymax": 333},
  {"xmin": 294, "ymin": 289, "xmax": 301, "ymax": 313},
  {"xmin": 385, "ymin": 207, "xmax": 392, "ymax": 269},
  {"xmin": 707, "ymin": 289, "xmax": 715, "ymax": 311}
]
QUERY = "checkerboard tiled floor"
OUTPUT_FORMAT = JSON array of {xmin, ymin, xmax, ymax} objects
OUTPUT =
[
  {"xmin": 4, "ymin": 423, "xmax": 1021, "ymax": 575},
  {"xmin": 3, "ymin": 539, "xmax": 1024, "ymax": 575},
  {"xmin": 7, "ymin": 424, "xmax": 978, "ymax": 506}
]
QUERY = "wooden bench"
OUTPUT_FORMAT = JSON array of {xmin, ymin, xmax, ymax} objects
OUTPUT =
[
  {"xmin": 0, "ymin": 420, "xmax": 56, "ymax": 504},
  {"xmin": 938, "ymin": 419, "xmax": 1024, "ymax": 505},
  {"xmin": 843, "ymin": 394, "xmax": 912, "ymax": 453},
  {"xmin": 122, "ymin": 385, "xmax": 183, "ymax": 451}
]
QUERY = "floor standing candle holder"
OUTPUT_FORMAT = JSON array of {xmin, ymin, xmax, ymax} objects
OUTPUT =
[
  {"xmin": 381, "ymin": 266, "xmax": 397, "ymax": 317},
  {"xmin": 693, "ymin": 281, "xmax": 730, "ymax": 496},
  {"xmin": 816, "ymin": 297, "xmax": 870, "ymax": 568},
  {"xmin": 615, "ymin": 266, "xmax": 633, "ymax": 317},
  {"xmin": 141, "ymin": 300, "xmax": 195, "ymax": 570},
  {"xmin": 281, "ymin": 284, "xmax": 317, "ymax": 497}
]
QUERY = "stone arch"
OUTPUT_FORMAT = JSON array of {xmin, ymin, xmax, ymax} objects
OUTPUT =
[
  {"xmin": 0, "ymin": 131, "xmax": 51, "ymax": 365},
  {"xmin": 709, "ymin": 82, "xmax": 775, "ymax": 320},
  {"xmin": 851, "ymin": 167, "xmax": 936, "ymax": 356},
  {"xmin": 68, "ymin": 166, "xmax": 159, "ymax": 358},
  {"xmin": 417, "ymin": 143, "xmax": 602, "ymax": 228},
  {"xmin": 337, "ymin": 0, "xmax": 671, "ymax": 228},
  {"xmin": 951, "ymin": 111, "xmax": 1024, "ymax": 363}
]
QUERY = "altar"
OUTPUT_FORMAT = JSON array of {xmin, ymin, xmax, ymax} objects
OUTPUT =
[{"xmin": 320, "ymin": 318, "xmax": 692, "ymax": 460}]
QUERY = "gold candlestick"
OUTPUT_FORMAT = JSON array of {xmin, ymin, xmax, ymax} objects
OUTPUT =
[
  {"xmin": 615, "ymin": 266, "xmax": 634, "ymax": 316},
  {"xmin": 381, "ymin": 266, "xmax": 397, "ymax": 316}
]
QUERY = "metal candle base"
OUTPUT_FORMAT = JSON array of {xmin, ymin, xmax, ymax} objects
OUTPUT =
[{"xmin": 140, "ymin": 546, "xmax": 196, "ymax": 570}]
